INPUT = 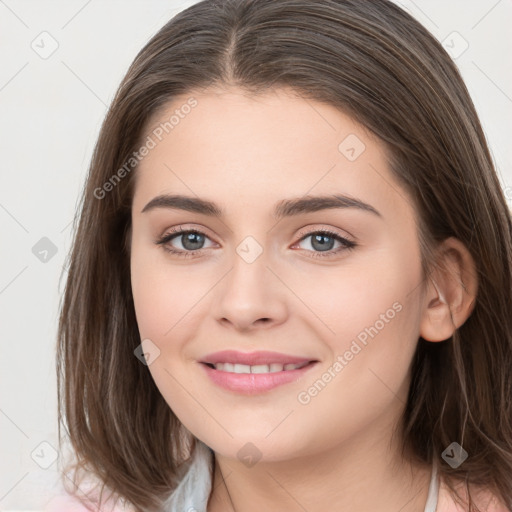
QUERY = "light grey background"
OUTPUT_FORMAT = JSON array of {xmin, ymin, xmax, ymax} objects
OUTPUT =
[{"xmin": 0, "ymin": 0, "xmax": 511, "ymax": 509}]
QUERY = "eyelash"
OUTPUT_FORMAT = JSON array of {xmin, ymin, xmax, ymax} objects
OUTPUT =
[{"xmin": 155, "ymin": 226, "xmax": 357, "ymax": 260}]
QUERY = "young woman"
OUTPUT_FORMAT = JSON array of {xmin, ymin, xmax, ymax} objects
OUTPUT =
[{"xmin": 47, "ymin": 1, "xmax": 512, "ymax": 511}]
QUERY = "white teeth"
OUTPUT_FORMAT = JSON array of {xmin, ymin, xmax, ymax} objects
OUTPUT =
[
  {"xmin": 212, "ymin": 362, "xmax": 309, "ymax": 373},
  {"xmin": 233, "ymin": 364, "xmax": 251, "ymax": 373},
  {"xmin": 251, "ymin": 364, "xmax": 272, "ymax": 373}
]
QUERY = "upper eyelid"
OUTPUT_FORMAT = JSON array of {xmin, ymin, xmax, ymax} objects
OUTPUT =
[{"xmin": 296, "ymin": 225, "xmax": 355, "ymax": 241}]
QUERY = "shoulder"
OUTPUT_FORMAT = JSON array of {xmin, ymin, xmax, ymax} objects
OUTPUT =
[
  {"xmin": 437, "ymin": 478, "xmax": 510, "ymax": 512},
  {"xmin": 44, "ymin": 492, "xmax": 135, "ymax": 512},
  {"xmin": 44, "ymin": 475, "xmax": 138, "ymax": 512},
  {"xmin": 44, "ymin": 493, "xmax": 99, "ymax": 512}
]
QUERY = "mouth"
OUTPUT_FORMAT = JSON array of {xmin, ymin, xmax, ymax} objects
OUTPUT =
[
  {"xmin": 199, "ymin": 360, "xmax": 320, "ymax": 394},
  {"xmin": 201, "ymin": 360, "xmax": 317, "ymax": 374}
]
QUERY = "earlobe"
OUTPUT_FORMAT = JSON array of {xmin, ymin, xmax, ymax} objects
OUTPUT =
[
  {"xmin": 421, "ymin": 279, "xmax": 455, "ymax": 342},
  {"xmin": 419, "ymin": 237, "xmax": 478, "ymax": 343}
]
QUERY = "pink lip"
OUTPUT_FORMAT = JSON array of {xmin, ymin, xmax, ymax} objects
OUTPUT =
[
  {"xmin": 199, "ymin": 360, "xmax": 319, "ymax": 395},
  {"xmin": 200, "ymin": 350, "xmax": 317, "ymax": 366}
]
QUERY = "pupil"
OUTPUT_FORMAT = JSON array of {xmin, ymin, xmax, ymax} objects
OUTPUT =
[
  {"xmin": 311, "ymin": 234, "xmax": 334, "ymax": 252},
  {"xmin": 182, "ymin": 232, "xmax": 204, "ymax": 250}
]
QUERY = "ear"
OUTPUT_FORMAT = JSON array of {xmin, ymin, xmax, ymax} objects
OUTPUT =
[{"xmin": 420, "ymin": 237, "xmax": 478, "ymax": 342}]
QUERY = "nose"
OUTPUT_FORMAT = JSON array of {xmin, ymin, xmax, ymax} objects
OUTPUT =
[{"xmin": 212, "ymin": 248, "xmax": 289, "ymax": 332}]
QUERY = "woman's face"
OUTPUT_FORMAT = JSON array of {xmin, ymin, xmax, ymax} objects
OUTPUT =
[{"xmin": 130, "ymin": 86, "xmax": 426, "ymax": 462}]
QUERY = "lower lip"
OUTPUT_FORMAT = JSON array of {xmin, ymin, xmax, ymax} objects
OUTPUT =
[{"xmin": 199, "ymin": 361, "xmax": 319, "ymax": 394}]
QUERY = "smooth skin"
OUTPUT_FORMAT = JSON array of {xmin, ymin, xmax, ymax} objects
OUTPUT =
[{"xmin": 129, "ymin": 86, "xmax": 478, "ymax": 512}]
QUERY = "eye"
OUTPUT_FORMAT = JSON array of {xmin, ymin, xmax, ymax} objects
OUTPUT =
[
  {"xmin": 155, "ymin": 226, "xmax": 357, "ymax": 259},
  {"xmin": 292, "ymin": 229, "xmax": 357, "ymax": 259},
  {"xmin": 155, "ymin": 226, "xmax": 215, "ymax": 258}
]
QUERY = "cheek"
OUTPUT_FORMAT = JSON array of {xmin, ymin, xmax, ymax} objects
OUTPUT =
[
  {"xmin": 131, "ymin": 258, "xmax": 169, "ymax": 340},
  {"xmin": 292, "ymin": 287, "xmax": 421, "ymax": 454},
  {"xmin": 130, "ymin": 248, "xmax": 211, "ymax": 425},
  {"xmin": 290, "ymin": 251, "xmax": 416, "ymax": 347},
  {"xmin": 130, "ymin": 243, "xmax": 206, "ymax": 342},
  {"xmin": 308, "ymin": 244, "xmax": 422, "ymax": 387}
]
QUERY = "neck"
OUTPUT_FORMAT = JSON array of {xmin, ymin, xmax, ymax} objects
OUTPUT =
[{"xmin": 206, "ymin": 414, "xmax": 432, "ymax": 512}]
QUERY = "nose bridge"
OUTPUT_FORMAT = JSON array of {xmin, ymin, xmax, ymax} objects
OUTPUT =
[
  {"xmin": 227, "ymin": 233, "xmax": 272, "ymax": 299},
  {"xmin": 213, "ymin": 231, "xmax": 288, "ymax": 329}
]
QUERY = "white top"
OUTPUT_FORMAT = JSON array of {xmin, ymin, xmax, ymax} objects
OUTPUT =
[
  {"xmin": 163, "ymin": 440, "xmax": 439, "ymax": 512},
  {"xmin": 425, "ymin": 459, "xmax": 439, "ymax": 512}
]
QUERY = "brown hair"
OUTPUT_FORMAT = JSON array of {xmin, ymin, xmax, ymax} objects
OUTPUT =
[{"xmin": 56, "ymin": 0, "xmax": 512, "ymax": 510}]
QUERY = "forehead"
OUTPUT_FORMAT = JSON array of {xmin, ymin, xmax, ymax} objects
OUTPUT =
[{"xmin": 132, "ymin": 87, "xmax": 410, "ymax": 221}]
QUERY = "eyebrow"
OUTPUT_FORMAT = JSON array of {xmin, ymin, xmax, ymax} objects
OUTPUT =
[{"xmin": 141, "ymin": 193, "xmax": 382, "ymax": 219}]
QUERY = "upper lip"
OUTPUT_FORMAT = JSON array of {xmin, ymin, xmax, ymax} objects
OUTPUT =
[{"xmin": 200, "ymin": 350, "xmax": 318, "ymax": 366}]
